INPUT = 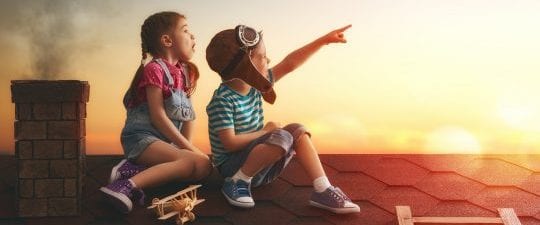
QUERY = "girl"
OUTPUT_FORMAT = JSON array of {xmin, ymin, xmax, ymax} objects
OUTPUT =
[
  {"xmin": 205, "ymin": 25, "xmax": 359, "ymax": 213},
  {"xmin": 100, "ymin": 11, "xmax": 212, "ymax": 213}
]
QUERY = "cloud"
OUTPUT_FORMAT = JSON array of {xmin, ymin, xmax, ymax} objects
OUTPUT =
[{"xmin": 0, "ymin": 0, "xmax": 125, "ymax": 79}]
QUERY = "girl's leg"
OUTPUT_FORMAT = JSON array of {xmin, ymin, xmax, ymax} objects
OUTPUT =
[
  {"xmin": 131, "ymin": 140, "xmax": 212, "ymax": 188},
  {"xmin": 100, "ymin": 140, "xmax": 211, "ymax": 213},
  {"xmin": 284, "ymin": 123, "xmax": 359, "ymax": 213}
]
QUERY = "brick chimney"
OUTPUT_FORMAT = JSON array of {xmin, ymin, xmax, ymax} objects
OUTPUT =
[{"xmin": 11, "ymin": 80, "xmax": 89, "ymax": 217}]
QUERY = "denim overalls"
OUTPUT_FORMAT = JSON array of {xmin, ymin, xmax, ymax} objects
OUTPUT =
[{"xmin": 121, "ymin": 59, "xmax": 195, "ymax": 160}]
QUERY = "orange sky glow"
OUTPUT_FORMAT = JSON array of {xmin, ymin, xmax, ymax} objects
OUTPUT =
[{"xmin": 1, "ymin": 0, "xmax": 540, "ymax": 155}]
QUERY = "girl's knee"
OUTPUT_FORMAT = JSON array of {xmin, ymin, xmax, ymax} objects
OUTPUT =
[
  {"xmin": 192, "ymin": 155, "xmax": 212, "ymax": 179},
  {"xmin": 192, "ymin": 164, "xmax": 211, "ymax": 181}
]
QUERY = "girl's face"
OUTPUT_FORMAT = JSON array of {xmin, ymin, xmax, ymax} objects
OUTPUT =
[
  {"xmin": 249, "ymin": 39, "xmax": 271, "ymax": 79},
  {"xmin": 171, "ymin": 18, "xmax": 195, "ymax": 61}
]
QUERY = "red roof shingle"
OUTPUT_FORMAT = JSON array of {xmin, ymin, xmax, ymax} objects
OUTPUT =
[{"xmin": 0, "ymin": 154, "xmax": 539, "ymax": 225}]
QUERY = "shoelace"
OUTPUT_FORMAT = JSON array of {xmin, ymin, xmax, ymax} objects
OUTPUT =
[
  {"xmin": 235, "ymin": 182, "xmax": 250, "ymax": 196},
  {"xmin": 119, "ymin": 164, "xmax": 147, "ymax": 179},
  {"xmin": 328, "ymin": 189, "xmax": 344, "ymax": 203},
  {"xmin": 120, "ymin": 169, "xmax": 141, "ymax": 178},
  {"xmin": 334, "ymin": 187, "xmax": 351, "ymax": 202},
  {"xmin": 110, "ymin": 180, "xmax": 134, "ymax": 198}
]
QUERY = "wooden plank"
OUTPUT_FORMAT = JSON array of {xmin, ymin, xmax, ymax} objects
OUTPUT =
[
  {"xmin": 396, "ymin": 206, "xmax": 414, "ymax": 225},
  {"xmin": 498, "ymin": 208, "xmax": 522, "ymax": 225},
  {"xmin": 413, "ymin": 217, "xmax": 503, "ymax": 224},
  {"xmin": 396, "ymin": 205, "xmax": 522, "ymax": 225}
]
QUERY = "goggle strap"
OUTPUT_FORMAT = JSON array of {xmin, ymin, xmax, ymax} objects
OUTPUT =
[
  {"xmin": 219, "ymin": 25, "xmax": 259, "ymax": 79},
  {"xmin": 219, "ymin": 49, "xmax": 247, "ymax": 79}
]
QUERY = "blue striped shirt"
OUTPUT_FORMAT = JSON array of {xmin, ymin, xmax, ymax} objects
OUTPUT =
[{"xmin": 206, "ymin": 84, "xmax": 264, "ymax": 166}]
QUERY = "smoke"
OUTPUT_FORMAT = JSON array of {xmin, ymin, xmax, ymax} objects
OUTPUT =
[{"xmin": 0, "ymin": 0, "xmax": 124, "ymax": 79}]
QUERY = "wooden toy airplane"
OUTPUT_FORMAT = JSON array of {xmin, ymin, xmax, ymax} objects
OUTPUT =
[{"xmin": 148, "ymin": 185, "xmax": 205, "ymax": 225}]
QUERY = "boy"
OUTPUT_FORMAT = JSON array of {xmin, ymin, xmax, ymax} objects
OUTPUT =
[{"xmin": 205, "ymin": 24, "xmax": 359, "ymax": 213}]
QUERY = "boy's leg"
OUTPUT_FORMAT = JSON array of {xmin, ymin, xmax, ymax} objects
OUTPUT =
[
  {"xmin": 240, "ymin": 143, "xmax": 287, "ymax": 176},
  {"xmin": 283, "ymin": 123, "xmax": 360, "ymax": 214},
  {"xmin": 221, "ymin": 129, "xmax": 293, "ymax": 208},
  {"xmin": 282, "ymin": 123, "xmax": 325, "ymax": 181}
]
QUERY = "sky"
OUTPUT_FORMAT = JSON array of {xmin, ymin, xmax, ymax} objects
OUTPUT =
[{"xmin": 1, "ymin": 0, "xmax": 540, "ymax": 155}]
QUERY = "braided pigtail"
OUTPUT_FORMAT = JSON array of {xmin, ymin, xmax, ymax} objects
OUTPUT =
[{"xmin": 183, "ymin": 61, "xmax": 199, "ymax": 98}]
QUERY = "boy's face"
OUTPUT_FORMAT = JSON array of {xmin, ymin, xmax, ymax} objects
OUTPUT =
[
  {"xmin": 249, "ymin": 39, "xmax": 270, "ymax": 79},
  {"xmin": 171, "ymin": 18, "xmax": 196, "ymax": 61}
]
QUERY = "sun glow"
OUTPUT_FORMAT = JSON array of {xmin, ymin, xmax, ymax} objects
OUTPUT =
[{"xmin": 424, "ymin": 126, "xmax": 482, "ymax": 153}]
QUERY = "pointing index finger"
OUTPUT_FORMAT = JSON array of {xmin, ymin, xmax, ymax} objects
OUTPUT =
[{"xmin": 337, "ymin": 24, "xmax": 352, "ymax": 33}]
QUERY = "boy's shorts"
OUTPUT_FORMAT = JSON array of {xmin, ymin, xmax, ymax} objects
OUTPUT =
[{"xmin": 218, "ymin": 123, "xmax": 310, "ymax": 187}]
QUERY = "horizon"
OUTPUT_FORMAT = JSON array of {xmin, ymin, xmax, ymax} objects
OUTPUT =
[{"xmin": 1, "ymin": 0, "xmax": 540, "ymax": 155}]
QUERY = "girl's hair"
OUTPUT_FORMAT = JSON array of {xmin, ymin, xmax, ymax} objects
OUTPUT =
[{"xmin": 123, "ymin": 11, "xmax": 199, "ymax": 108}]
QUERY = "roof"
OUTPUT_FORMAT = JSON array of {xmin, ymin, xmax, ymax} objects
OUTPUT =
[{"xmin": 1, "ymin": 154, "xmax": 539, "ymax": 225}]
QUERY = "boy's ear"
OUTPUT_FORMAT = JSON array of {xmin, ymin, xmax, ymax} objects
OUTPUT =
[{"xmin": 161, "ymin": 34, "xmax": 173, "ymax": 47}]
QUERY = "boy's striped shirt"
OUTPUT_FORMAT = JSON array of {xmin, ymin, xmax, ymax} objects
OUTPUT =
[{"xmin": 206, "ymin": 84, "xmax": 264, "ymax": 166}]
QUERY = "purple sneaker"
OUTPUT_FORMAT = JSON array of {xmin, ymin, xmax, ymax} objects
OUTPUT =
[
  {"xmin": 109, "ymin": 159, "xmax": 147, "ymax": 183},
  {"xmin": 310, "ymin": 186, "xmax": 360, "ymax": 214},
  {"xmin": 99, "ymin": 179, "xmax": 144, "ymax": 213}
]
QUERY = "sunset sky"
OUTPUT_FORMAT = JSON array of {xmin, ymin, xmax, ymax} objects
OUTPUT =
[{"xmin": 1, "ymin": 0, "xmax": 540, "ymax": 155}]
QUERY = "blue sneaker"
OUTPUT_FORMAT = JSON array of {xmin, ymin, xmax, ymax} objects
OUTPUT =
[
  {"xmin": 310, "ymin": 186, "xmax": 360, "ymax": 214},
  {"xmin": 221, "ymin": 177, "xmax": 255, "ymax": 208}
]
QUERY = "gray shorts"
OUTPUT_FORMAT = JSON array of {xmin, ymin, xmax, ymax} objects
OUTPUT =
[{"xmin": 218, "ymin": 123, "xmax": 310, "ymax": 187}]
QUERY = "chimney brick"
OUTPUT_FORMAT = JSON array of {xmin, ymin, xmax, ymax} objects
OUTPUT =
[
  {"xmin": 18, "ymin": 199, "xmax": 48, "ymax": 217},
  {"xmin": 18, "ymin": 179, "xmax": 34, "ymax": 198},
  {"xmin": 12, "ymin": 80, "xmax": 89, "ymax": 217},
  {"xmin": 33, "ymin": 140, "xmax": 63, "ymax": 159},
  {"xmin": 64, "ymin": 179, "xmax": 77, "ymax": 197},
  {"xmin": 33, "ymin": 103, "xmax": 61, "ymax": 120},
  {"xmin": 16, "ymin": 141, "xmax": 33, "ymax": 159},
  {"xmin": 16, "ymin": 104, "xmax": 33, "ymax": 120},
  {"xmin": 50, "ymin": 160, "xmax": 78, "ymax": 178},
  {"xmin": 15, "ymin": 121, "xmax": 47, "ymax": 140},
  {"xmin": 63, "ymin": 141, "xmax": 79, "ymax": 159},
  {"xmin": 47, "ymin": 120, "xmax": 83, "ymax": 139},
  {"xmin": 11, "ymin": 80, "xmax": 89, "ymax": 103},
  {"xmin": 19, "ymin": 160, "xmax": 49, "ymax": 178},
  {"xmin": 35, "ymin": 179, "xmax": 64, "ymax": 198},
  {"xmin": 48, "ymin": 198, "xmax": 78, "ymax": 216}
]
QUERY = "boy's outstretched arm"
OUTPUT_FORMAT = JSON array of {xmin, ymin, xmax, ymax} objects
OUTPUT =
[{"xmin": 271, "ymin": 24, "xmax": 351, "ymax": 82}]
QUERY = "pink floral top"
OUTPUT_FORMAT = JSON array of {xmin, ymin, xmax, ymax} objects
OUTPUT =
[{"xmin": 127, "ymin": 58, "xmax": 186, "ymax": 108}]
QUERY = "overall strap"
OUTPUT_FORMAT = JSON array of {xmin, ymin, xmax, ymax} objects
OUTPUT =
[{"xmin": 154, "ymin": 58, "xmax": 174, "ymax": 87}]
